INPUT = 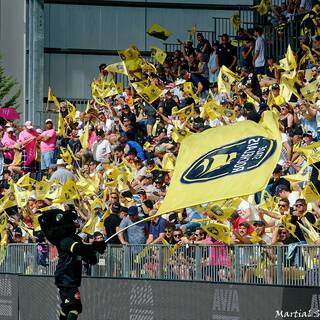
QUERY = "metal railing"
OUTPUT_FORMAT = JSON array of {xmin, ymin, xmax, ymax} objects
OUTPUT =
[{"xmin": 2, "ymin": 244, "xmax": 320, "ymax": 286}]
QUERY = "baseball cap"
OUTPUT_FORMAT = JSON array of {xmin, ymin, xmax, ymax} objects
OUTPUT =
[
  {"xmin": 24, "ymin": 121, "xmax": 33, "ymax": 129},
  {"xmin": 276, "ymin": 184, "xmax": 290, "ymax": 195},
  {"xmin": 253, "ymin": 220, "xmax": 266, "ymax": 226},
  {"xmin": 111, "ymin": 202, "xmax": 121, "ymax": 214},
  {"xmin": 128, "ymin": 206, "xmax": 139, "ymax": 216},
  {"xmin": 137, "ymin": 188, "xmax": 146, "ymax": 195},
  {"xmin": 45, "ymin": 118, "xmax": 53, "ymax": 124},
  {"xmin": 7, "ymin": 127, "xmax": 14, "ymax": 133},
  {"xmin": 303, "ymin": 130, "xmax": 313, "ymax": 137}
]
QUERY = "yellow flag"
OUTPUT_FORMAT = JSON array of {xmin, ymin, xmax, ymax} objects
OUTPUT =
[
  {"xmin": 281, "ymin": 214, "xmax": 297, "ymax": 238},
  {"xmin": 82, "ymin": 212, "xmax": 99, "ymax": 235},
  {"xmin": 302, "ymin": 182, "xmax": 320, "ymax": 203},
  {"xmin": 54, "ymin": 179, "xmax": 79, "ymax": 203},
  {"xmin": 105, "ymin": 62, "xmax": 128, "ymax": 75},
  {"xmin": 79, "ymin": 123, "xmax": 89, "ymax": 149},
  {"xmin": 60, "ymin": 147, "xmax": 73, "ymax": 164},
  {"xmin": 47, "ymin": 87, "xmax": 60, "ymax": 107},
  {"xmin": 17, "ymin": 173, "xmax": 35, "ymax": 190},
  {"xmin": 201, "ymin": 222, "xmax": 231, "ymax": 245},
  {"xmin": 150, "ymin": 46, "xmax": 167, "ymax": 65},
  {"xmin": 202, "ymin": 100, "xmax": 221, "ymax": 120},
  {"xmin": 57, "ymin": 112, "xmax": 65, "ymax": 137},
  {"xmin": 283, "ymin": 163, "xmax": 309, "ymax": 183},
  {"xmin": 279, "ymin": 45, "xmax": 297, "ymax": 71},
  {"xmin": 13, "ymin": 185, "xmax": 32, "ymax": 208},
  {"xmin": 0, "ymin": 212, "xmax": 7, "ymax": 263},
  {"xmin": 296, "ymin": 141, "xmax": 320, "ymax": 165},
  {"xmin": 65, "ymin": 100, "xmax": 77, "ymax": 122},
  {"xmin": 172, "ymin": 103, "xmax": 195, "ymax": 120},
  {"xmin": 218, "ymin": 66, "xmax": 240, "ymax": 93},
  {"xmin": 205, "ymin": 197, "xmax": 242, "ymax": 222},
  {"xmin": 162, "ymin": 153, "xmax": 176, "ymax": 171},
  {"xmin": 116, "ymin": 82, "xmax": 124, "ymax": 94},
  {"xmin": 183, "ymin": 82, "xmax": 199, "ymax": 104},
  {"xmin": 260, "ymin": 189, "xmax": 275, "ymax": 211},
  {"xmin": 157, "ymin": 111, "xmax": 281, "ymax": 215},
  {"xmin": 280, "ymin": 71, "xmax": 300, "ymax": 100},
  {"xmin": 230, "ymin": 15, "xmax": 241, "ymax": 30},
  {"xmin": 35, "ymin": 179, "xmax": 52, "ymax": 201},
  {"xmin": 301, "ymin": 80, "xmax": 319, "ymax": 102},
  {"xmin": 251, "ymin": 0, "xmax": 271, "ymax": 16},
  {"xmin": 45, "ymin": 182, "xmax": 61, "ymax": 200},
  {"xmin": 297, "ymin": 219, "xmax": 320, "ymax": 245},
  {"xmin": 138, "ymin": 84, "xmax": 163, "ymax": 104},
  {"xmin": 96, "ymin": 209, "xmax": 110, "ymax": 230},
  {"xmin": 299, "ymin": 44, "xmax": 316, "ymax": 67},
  {"xmin": 147, "ymin": 24, "xmax": 172, "ymax": 40},
  {"xmin": 0, "ymin": 193, "xmax": 16, "ymax": 212},
  {"xmin": 171, "ymin": 126, "xmax": 192, "ymax": 143}
]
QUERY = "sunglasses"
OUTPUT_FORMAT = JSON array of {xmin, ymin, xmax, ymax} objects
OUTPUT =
[
  {"xmin": 278, "ymin": 204, "xmax": 287, "ymax": 208},
  {"xmin": 165, "ymin": 230, "xmax": 172, "ymax": 233},
  {"xmin": 195, "ymin": 233, "xmax": 203, "ymax": 237},
  {"xmin": 111, "ymin": 196, "xmax": 118, "ymax": 199},
  {"xmin": 295, "ymin": 204, "xmax": 304, "ymax": 207},
  {"xmin": 173, "ymin": 234, "xmax": 181, "ymax": 237}
]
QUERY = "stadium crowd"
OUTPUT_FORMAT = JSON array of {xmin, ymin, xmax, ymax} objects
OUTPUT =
[{"xmin": 1, "ymin": 0, "xmax": 320, "ymax": 283}]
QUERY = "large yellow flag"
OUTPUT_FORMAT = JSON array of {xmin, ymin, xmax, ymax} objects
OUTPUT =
[
  {"xmin": 47, "ymin": 87, "xmax": 60, "ymax": 107},
  {"xmin": 13, "ymin": 185, "xmax": 32, "ymax": 208},
  {"xmin": 301, "ymin": 80, "xmax": 319, "ymax": 102},
  {"xmin": 147, "ymin": 24, "xmax": 172, "ymax": 40},
  {"xmin": 218, "ymin": 66, "xmax": 240, "ymax": 93},
  {"xmin": 150, "ymin": 46, "xmax": 167, "ymax": 65},
  {"xmin": 157, "ymin": 111, "xmax": 281, "ymax": 215}
]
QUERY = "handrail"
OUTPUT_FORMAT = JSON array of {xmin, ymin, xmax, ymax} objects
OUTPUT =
[{"xmin": 2, "ymin": 243, "xmax": 319, "ymax": 287}]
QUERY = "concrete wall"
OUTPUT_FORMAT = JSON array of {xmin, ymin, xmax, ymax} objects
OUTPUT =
[{"xmin": 0, "ymin": 0, "xmax": 26, "ymax": 117}]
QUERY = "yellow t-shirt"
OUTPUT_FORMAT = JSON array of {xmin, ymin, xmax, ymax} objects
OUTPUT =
[{"xmin": 274, "ymin": 95, "xmax": 286, "ymax": 106}]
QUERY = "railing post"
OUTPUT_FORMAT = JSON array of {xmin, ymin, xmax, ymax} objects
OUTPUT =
[
  {"xmin": 234, "ymin": 246, "xmax": 240, "ymax": 283},
  {"xmin": 276, "ymin": 246, "xmax": 283, "ymax": 285},
  {"xmin": 195, "ymin": 245, "xmax": 202, "ymax": 281},
  {"xmin": 123, "ymin": 245, "xmax": 130, "ymax": 278}
]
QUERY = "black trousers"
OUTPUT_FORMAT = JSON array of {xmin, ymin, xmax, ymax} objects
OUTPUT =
[{"xmin": 58, "ymin": 286, "xmax": 82, "ymax": 319}]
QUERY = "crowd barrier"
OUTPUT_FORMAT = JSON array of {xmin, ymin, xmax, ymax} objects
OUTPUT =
[
  {"xmin": 0, "ymin": 273, "xmax": 319, "ymax": 320},
  {"xmin": 1, "ymin": 244, "xmax": 319, "ymax": 287}
]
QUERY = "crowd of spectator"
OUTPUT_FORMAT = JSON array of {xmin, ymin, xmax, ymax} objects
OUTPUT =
[{"xmin": 1, "ymin": 0, "xmax": 320, "ymax": 284}]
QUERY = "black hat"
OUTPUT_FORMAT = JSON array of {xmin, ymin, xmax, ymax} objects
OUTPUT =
[
  {"xmin": 253, "ymin": 220, "xmax": 266, "ymax": 226},
  {"xmin": 303, "ymin": 130, "xmax": 313, "ymax": 137},
  {"xmin": 272, "ymin": 83, "xmax": 280, "ymax": 90},
  {"xmin": 111, "ymin": 202, "xmax": 121, "ymax": 214},
  {"xmin": 276, "ymin": 184, "xmax": 290, "ymax": 195}
]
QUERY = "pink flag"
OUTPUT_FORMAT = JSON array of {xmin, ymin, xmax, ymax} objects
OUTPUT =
[{"xmin": 0, "ymin": 108, "xmax": 20, "ymax": 121}]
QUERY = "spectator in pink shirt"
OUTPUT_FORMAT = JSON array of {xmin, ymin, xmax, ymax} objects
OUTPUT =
[
  {"xmin": 1, "ymin": 127, "xmax": 17, "ymax": 164},
  {"xmin": 18, "ymin": 121, "xmax": 38, "ymax": 174},
  {"xmin": 39, "ymin": 119, "xmax": 57, "ymax": 171}
]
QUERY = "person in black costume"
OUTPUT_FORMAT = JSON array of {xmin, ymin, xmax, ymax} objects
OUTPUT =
[{"xmin": 38, "ymin": 208, "xmax": 106, "ymax": 320}]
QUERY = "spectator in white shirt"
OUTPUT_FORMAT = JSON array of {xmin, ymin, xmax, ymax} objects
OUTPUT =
[{"xmin": 92, "ymin": 129, "xmax": 111, "ymax": 163}]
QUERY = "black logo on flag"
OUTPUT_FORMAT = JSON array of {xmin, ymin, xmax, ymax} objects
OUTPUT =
[{"xmin": 181, "ymin": 136, "xmax": 277, "ymax": 184}]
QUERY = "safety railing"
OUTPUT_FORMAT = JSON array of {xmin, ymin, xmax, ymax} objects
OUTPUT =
[{"xmin": 2, "ymin": 244, "xmax": 319, "ymax": 286}]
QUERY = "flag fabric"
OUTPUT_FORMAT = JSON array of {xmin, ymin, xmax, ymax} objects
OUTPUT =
[
  {"xmin": 201, "ymin": 222, "xmax": 231, "ymax": 245},
  {"xmin": 279, "ymin": 45, "xmax": 297, "ymax": 71},
  {"xmin": 147, "ymin": 24, "xmax": 172, "ymax": 40},
  {"xmin": 162, "ymin": 153, "xmax": 176, "ymax": 171},
  {"xmin": 218, "ymin": 66, "xmax": 240, "ymax": 93},
  {"xmin": 230, "ymin": 15, "xmax": 241, "ymax": 30},
  {"xmin": 57, "ymin": 112, "xmax": 65, "ymax": 137},
  {"xmin": 0, "ymin": 108, "xmax": 20, "ymax": 121},
  {"xmin": 251, "ymin": 0, "xmax": 271, "ymax": 16},
  {"xmin": 79, "ymin": 123, "xmax": 89, "ymax": 149},
  {"xmin": 301, "ymin": 80, "xmax": 319, "ymax": 102},
  {"xmin": 172, "ymin": 104, "xmax": 195, "ymax": 120},
  {"xmin": 205, "ymin": 198, "xmax": 242, "ymax": 222},
  {"xmin": 171, "ymin": 126, "xmax": 192, "ymax": 143},
  {"xmin": 47, "ymin": 87, "xmax": 60, "ymax": 107},
  {"xmin": 296, "ymin": 141, "xmax": 320, "ymax": 165},
  {"xmin": 137, "ymin": 84, "xmax": 163, "ymax": 104},
  {"xmin": 157, "ymin": 111, "xmax": 281, "ymax": 215},
  {"xmin": 105, "ymin": 62, "xmax": 128, "ymax": 75},
  {"xmin": 150, "ymin": 46, "xmax": 167, "ymax": 65}
]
